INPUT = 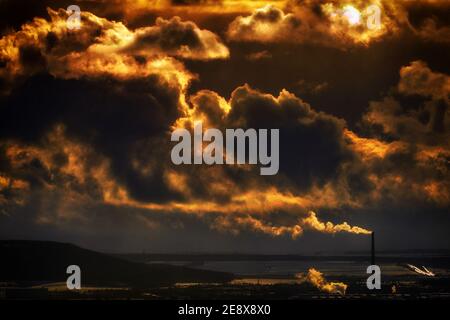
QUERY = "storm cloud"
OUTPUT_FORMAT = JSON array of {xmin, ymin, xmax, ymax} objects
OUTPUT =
[{"xmin": 0, "ymin": 1, "xmax": 449, "ymax": 252}]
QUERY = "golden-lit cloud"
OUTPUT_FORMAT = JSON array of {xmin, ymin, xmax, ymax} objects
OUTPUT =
[
  {"xmin": 363, "ymin": 61, "xmax": 449, "ymax": 143},
  {"xmin": 356, "ymin": 61, "xmax": 449, "ymax": 206},
  {"xmin": 398, "ymin": 60, "xmax": 450, "ymax": 99},
  {"xmin": 112, "ymin": 0, "xmax": 288, "ymax": 17},
  {"xmin": 227, "ymin": 5, "xmax": 299, "ymax": 43},
  {"xmin": 225, "ymin": 0, "xmax": 450, "ymax": 47},
  {"xmin": 0, "ymin": 7, "xmax": 228, "ymax": 89},
  {"xmin": 0, "ymin": 172, "xmax": 29, "ymax": 213},
  {"xmin": 412, "ymin": 18, "xmax": 450, "ymax": 44},
  {"xmin": 0, "ymin": 0, "xmax": 448, "ymax": 246},
  {"xmin": 226, "ymin": 2, "xmax": 392, "ymax": 47},
  {"xmin": 2, "ymin": 65, "xmax": 448, "ymax": 237},
  {"xmin": 344, "ymin": 129, "xmax": 405, "ymax": 160},
  {"xmin": 0, "ymin": 175, "xmax": 29, "ymax": 192},
  {"xmin": 1, "ymin": 123, "xmax": 374, "ymax": 237},
  {"xmin": 212, "ymin": 214, "xmax": 304, "ymax": 239}
]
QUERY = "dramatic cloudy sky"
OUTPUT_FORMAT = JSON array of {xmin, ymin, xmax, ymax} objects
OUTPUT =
[{"xmin": 0, "ymin": 0, "xmax": 449, "ymax": 253}]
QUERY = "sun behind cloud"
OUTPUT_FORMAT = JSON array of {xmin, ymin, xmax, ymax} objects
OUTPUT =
[{"xmin": 343, "ymin": 5, "xmax": 361, "ymax": 25}]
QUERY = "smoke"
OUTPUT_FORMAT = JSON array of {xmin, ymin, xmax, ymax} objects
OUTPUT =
[
  {"xmin": 296, "ymin": 268, "xmax": 348, "ymax": 295},
  {"xmin": 212, "ymin": 211, "xmax": 371, "ymax": 239},
  {"xmin": 302, "ymin": 211, "xmax": 372, "ymax": 235}
]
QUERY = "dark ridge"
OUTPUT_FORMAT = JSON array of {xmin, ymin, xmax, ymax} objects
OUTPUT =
[{"xmin": 0, "ymin": 240, "xmax": 234, "ymax": 287}]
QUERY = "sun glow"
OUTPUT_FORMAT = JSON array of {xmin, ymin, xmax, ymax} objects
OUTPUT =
[{"xmin": 343, "ymin": 5, "xmax": 361, "ymax": 25}]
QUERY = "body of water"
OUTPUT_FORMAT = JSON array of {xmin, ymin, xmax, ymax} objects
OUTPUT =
[{"xmin": 148, "ymin": 255, "xmax": 450, "ymax": 278}]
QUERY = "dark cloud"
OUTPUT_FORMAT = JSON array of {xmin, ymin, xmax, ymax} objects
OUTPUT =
[
  {"xmin": 224, "ymin": 85, "xmax": 353, "ymax": 191},
  {"xmin": 0, "ymin": 7, "xmax": 227, "ymax": 92},
  {"xmin": 0, "ymin": 0, "xmax": 120, "ymax": 34},
  {"xmin": 0, "ymin": 1, "xmax": 449, "ymax": 252},
  {"xmin": 123, "ymin": 16, "xmax": 229, "ymax": 60},
  {"xmin": 227, "ymin": 1, "xmax": 450, "ymax": 48},
  {"xmin": 0, "ymin": 73, "xmax": 183, "ymax": 203}
]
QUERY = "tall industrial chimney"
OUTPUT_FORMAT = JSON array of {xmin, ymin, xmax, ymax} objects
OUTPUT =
[{"xmin": 371, "ymin": 231, "xmax": 375, "ymax": 265}]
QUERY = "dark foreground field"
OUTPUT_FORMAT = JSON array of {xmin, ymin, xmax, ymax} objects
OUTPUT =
[
  {"xmin": 2, "ymin": 277, "xmax": 450, "ymax": 300},
  {"xmin": 1, "ymin": 240, "xmax": 450, "ymax": 300},
  {"xmin": 0, "ymin": 240, "xmax": 233, "ymax": 288}
]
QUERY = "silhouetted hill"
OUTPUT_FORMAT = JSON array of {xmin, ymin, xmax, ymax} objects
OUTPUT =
[{"xmin": 0, "ymin": 240, "xmax": 233, "ymax": 287}]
